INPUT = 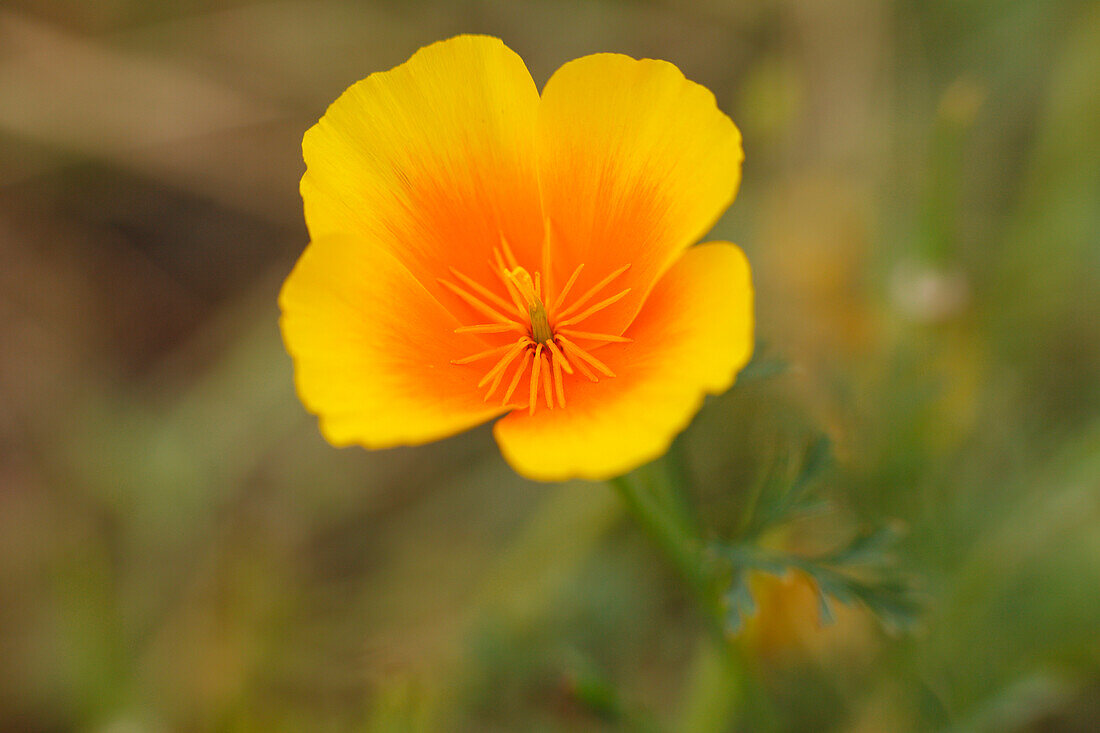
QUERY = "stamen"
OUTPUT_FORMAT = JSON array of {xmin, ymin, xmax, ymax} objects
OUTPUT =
[
  {"xmin": 529, "ymin": 344, "xmax": 543, "ymax": 415},
  {"xmin": 544, "ymin": 339, "xmax": 573, "ymax": 375},
  {"xmin": 447, "ymin": 267, "xmax": 514, "ymax": 313},
  {"xmin": 439, "ymin": 278, "xmax": 515, "ymax": 324},
  {"xmin": 451, "ymin": 342, "xmax": 515, "ymax": 365},
  {"xmin": 556, "ymin": 263, "xmax": 631, "ymax": 320},
  {"xmin": 541, "ymin": 352, "xmax": 554, "ymax": 409},
  {"xmin": 558, "ymin": 336, "xmax": 615, "ymax": 378},
  {"xmin": 449, "ymin": 253, "xmax": 631, "ymax": 413},
  {"xmin": 556, "ymin": 287, "xmax": 631, "ymax": 328},
  {"xmin": 551, "ymin": 263, "xmax": 584, "ymax": 314},
  {"xmin": 506, "ymin": 267, "xmax": 539, "ymax": 306},
  {"xmin": 494, "ymin": 248, "xmax": 529, "ymax": 318},
  {"xmin": 485, "ymin": 349, "xmax": 525, "ymax": 400},
  {"xmin": 478, "ymin": 338, "xmax": 528, "ymax": 390},
  {"xmin": 456, "ymin": 322, "xmax": 525, "ymax": 335},
  {"xmin": 484, "ymin": 363, "xmax": 512, "ymax": 402},
  {"xmin": 499, "ymin": 233, "xmax": 520, "ymax": 269},
  {"xmin": 557, "ymin": 328, "xmax": 632, "ymax": 343},
  {"xmin": 501, "ymin": 348, "xmax": 534, "ymax": 406},
  {"xmin": 558, "ymin": 337, "xmax": 598, "ymax": 382},
  {"xmin": 507, "ymin": 266, "xmax": 554, "ymax": 344},
  {"xmin": 552, "ymin": 353, "xmax": 566, "ymax": 407}
]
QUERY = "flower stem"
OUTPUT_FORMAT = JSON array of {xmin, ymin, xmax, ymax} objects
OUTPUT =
[
  {"xmin": 609, "ymin": 461, "xmax": 755, "ymax": 724},
  {"xmin": 608, "ymin": 460, "xmax": 729, "ymax": 653},
  {"xmin": 609, "ymin": 458, "xmax": 787, "ymax": 728}
]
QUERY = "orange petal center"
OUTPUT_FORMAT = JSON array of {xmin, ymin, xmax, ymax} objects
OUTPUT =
[{"xmin": 442, "ymin": 236, "xmax": 632, "ymax": 415}]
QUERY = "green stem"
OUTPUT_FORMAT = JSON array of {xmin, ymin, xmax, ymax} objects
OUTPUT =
[
  {"xmin": 610, "ymin": 464, "xmax": 779, "ymax": 730},
  {"xmin": 607, "ymin": 467, "xmax": 729, "ymax": 656},
  {"xmin": 609, "ymin": 475, "xmax": 707, "ymax": 592}
]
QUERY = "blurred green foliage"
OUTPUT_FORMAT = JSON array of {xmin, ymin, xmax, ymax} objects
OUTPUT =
[{"xmin": 2, "ymin": 0, "xmax": 1099, "ymax": 731}]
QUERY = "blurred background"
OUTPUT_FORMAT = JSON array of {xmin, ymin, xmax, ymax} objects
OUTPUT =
[{"xmin": 2, "ymin": 0, "xmax": 1099, "ymax": 730}]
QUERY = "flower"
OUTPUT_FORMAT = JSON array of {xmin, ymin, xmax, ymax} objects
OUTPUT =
[{"xmin": 279, "ymin": 35, "xmax": 753, "ymax": 481}]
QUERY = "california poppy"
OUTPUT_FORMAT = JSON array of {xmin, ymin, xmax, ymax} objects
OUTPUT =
[{"xmin": 279, "ymin": 35, "xmax": 753, "ymax": 481}]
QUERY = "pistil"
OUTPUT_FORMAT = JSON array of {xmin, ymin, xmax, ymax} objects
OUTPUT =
[{"xmin": 506, "ymin": 267, "xmax": 554, "ymax": 344}]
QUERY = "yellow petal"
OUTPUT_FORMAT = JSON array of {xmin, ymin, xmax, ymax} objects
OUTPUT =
[
  {"xmin": 536, "ymin": 54, "xmax": 743, "ymax": 337},
  {"xmin": 301, "ymin": 35, "xmax": 543, "ymax": 316},
  {"xmin": 494, "ymin": 243, "xmax": 754, "ymax": 481},
  {"xmin": 279, "ymin": 234, "xmax": 507, "ymax": 448}
]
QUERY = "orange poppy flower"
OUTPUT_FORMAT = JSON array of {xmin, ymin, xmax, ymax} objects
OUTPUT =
[{"xmin": 279, "ymin": 36, "xmax": 753, "ymax": 481}]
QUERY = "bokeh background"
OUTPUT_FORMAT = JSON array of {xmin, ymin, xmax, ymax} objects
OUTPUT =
[{"xmin": 3, "ymin": 0, "xmax": 1100, "ymax": 730}]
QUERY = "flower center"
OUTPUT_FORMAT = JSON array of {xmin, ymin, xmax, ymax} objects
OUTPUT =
[
  {"xmin": 440, "ymin": 236, "xmax": 633, "ymax": 415},
  {"xmin": 507, "ymin": 267, "xmax": 554, "ymax": 344}
]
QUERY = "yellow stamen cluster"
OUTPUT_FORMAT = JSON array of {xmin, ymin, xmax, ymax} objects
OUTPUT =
[{"xmin": 441, "ymin": 236, "xmax": 632, "ymax": 415}]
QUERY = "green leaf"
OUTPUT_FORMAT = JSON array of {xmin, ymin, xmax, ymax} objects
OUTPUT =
[
  {"xmin": 713, "ymin": 523, "xmax": 924, "ymax": 636},
  {"xmin": 746, "ymin": 434, "xmax": 835, "ymax": 536},
  {"xmin": 722, "ymin": 569, "xmax": 756, "ymax": 635}
]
